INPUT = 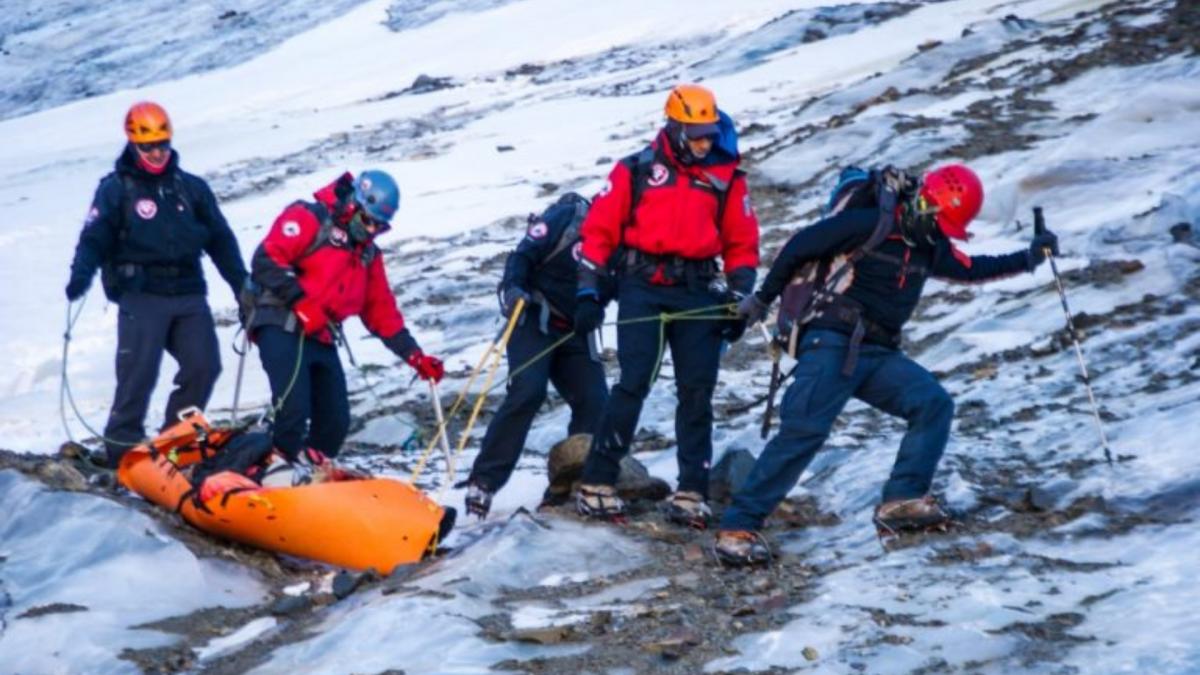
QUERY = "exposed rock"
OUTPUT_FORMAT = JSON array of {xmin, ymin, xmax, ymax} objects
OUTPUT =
[
  {"xmin": 17, "ymin": 602, "xmax": 88, "ymax": 619},
  {"xmin": 544, "ymin": 434, "xmax": 670, "ymax": 503},
  {"xmin": 708, "ymin": 449, "xmax": 757, "ymax": 503},
  {"xmin": 269, "ymin": 595, "xmax": 311, "ymax": 617},
  {"xmin": 34, "ymin": 460, "xmax": 88, "ymax": 492}
]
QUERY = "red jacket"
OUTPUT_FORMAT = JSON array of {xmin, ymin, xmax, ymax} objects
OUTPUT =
[
  {"xmin": 580, "ymin": 131, "xmax": 760, "ymax": 276},
  {"xmin": 251, "ymin": 176, "xmax": 405, "ymax": 345}
]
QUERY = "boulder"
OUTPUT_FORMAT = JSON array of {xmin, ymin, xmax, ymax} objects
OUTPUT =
[
  {"xmin": 545, "ymin": 434, "xmax": 670, "ymax": 504},
  {"xmin": 708, "ymin": 448, "xmax": 757, "ymax": 503}
]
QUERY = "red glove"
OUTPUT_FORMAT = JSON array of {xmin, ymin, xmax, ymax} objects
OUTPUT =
[
  {"xmin": 293, "ymin": 296, "xmax": 328, "ymax": 336},
  {"xmin": 407, "ymin": 351, "xmax": 445, "ymax": 383}
]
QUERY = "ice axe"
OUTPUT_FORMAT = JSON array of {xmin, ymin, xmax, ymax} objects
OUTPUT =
[
  {"xmin": 1034, "ymin": 206, "xmax": 1114, "ymax": 466},
  {"xmin": 758, "ymin": 323, "xmax": 782, "ymax": 439}
]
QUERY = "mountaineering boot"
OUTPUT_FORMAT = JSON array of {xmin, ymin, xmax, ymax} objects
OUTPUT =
[
  {"xmin": 464, "ymin": 481, "xmax": 494, "ymax": 519},
  {"xmin": 713, "ymin": 530, "xmax": 771, "ymax": 567},
  {"xmin": 873, "ymin": 495, "xmax": 951, "ymax": 535},
  {"xmin": 663, "ymin": 490, "xmax": 712, "ymax": 529},
  {"xmin": 575, "ymin": 483, "xmax": 627, "ymax": 521}
]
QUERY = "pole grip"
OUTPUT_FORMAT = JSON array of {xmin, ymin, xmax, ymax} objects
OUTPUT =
[{"xmin": 1033, "ymin": 206, "xmax": 1046, "ymax": 236}]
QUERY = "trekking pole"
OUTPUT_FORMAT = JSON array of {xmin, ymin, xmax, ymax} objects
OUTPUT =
[
  {"xmin": 1035, "ymin": 206, "xmax": 1114, "ymax": 466},
  {"xmin": 428, "ymin": 380, "xmax": 454, "ymax": 471},
  {"xmin": 230, "ymin": 329, "xmax": 249, "ymax": 426}
]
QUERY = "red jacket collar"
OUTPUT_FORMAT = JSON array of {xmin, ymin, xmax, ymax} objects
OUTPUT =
[{"xmin": 653, "ymin": 131, "xmax": 738, "ymax": 184}]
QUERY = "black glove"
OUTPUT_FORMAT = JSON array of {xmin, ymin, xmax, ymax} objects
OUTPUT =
[
  {"xmin": 736, "ymin": 293, "xmax": 769, "ymax": 325},
  {"xmin": 237, "ymin": 279, "xmax": 259, "ymax": 327},
  {"xmin": 1028, "ymin": 230, "xmax": 1060, "ymax": 268},
  {"xmin": 499, "ymin": 285, "xmax": 530, "ymax": 318},
  {"xmin": 573, "ymin": 293, "xmax": 605, "ymax": 333},
  {"xmin": 65, "ymin": 274, "xmax": 91, "ymax": 301},
  {"xmin": 721, "ymin": 315, "xmax": 749, "ymax": 343}
]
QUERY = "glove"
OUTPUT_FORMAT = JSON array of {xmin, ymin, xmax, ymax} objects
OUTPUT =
[
  {"xmin": 736, "ymin": 293, "xmax": 769, "ymax": 325},
  {"xmin": 237, "ymin": 279, "xmax": 259, "ymax": 328},
  {"xmin": 292, "ymin": 296, "xmax": 328, "ymax": 336},
  {"xmin": 1028, "ymin": 230, "xmax": 1060, "ymax": 268},
  {"xmin": 499, "ymin": 285, "xmax": 530, "ymax": 318},
  {"xmin": 65, "ymin": 275, "xmax": 91, "ymax": 301},
  {"xmin": 721, "ymin": 315, "xmax": 749, "ymax": 343},
  {"xmin": 407, "ymin": 351, "xmax": 445, "ymax": 383},
  {"xmin": 573, "ymin": 293, "xmax": 605, "ymax": 333}
]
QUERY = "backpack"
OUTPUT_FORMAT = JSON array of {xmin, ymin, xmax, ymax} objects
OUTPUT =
[
  {"xmin": 533, "ymin": 191, "xmax": 592, "ymax": 269},
  {"xmin": 774, "ymin": 167, "xmax": 901, "ymax": 357},
  {"xmin": 296, "ymin": 201, "xmax": 379, "ymax": 267}
]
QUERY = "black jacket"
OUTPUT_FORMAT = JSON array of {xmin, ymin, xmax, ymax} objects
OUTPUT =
[
  {"xmin": 759, "ymin": 207, "xmax": 1032, "ymax": 340},
  {"xmin": 503, "ymin": 197, "xmax": 612, "ymax": 326},
  {"xmin": 68, "ymin": 146, "xmax": 247, "ymax": 299}
]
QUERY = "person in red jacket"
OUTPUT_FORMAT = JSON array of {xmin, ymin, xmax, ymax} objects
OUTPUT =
[
  {"xmin": 247, "ymin": 170, "xmax": 443, "ymax": 484},
  {"xmin": 573, "ymin": 84, "xmax": 760, "ymax": 526}
]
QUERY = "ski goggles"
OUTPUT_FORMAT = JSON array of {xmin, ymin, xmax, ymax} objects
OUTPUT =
[{"xmin": 134, "ymin": 140, "xmax": 171, "ymax": 153}]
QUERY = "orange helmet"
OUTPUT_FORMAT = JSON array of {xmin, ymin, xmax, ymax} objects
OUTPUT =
[
  {"xmin": 920, "ymin": 164, "xmax": 983, "ymax": 240},
  {"xmin": 124, "ymin": 102, "xmax": 172, "ymax": 144},
  {"xmin": 665, "ymin": 84, "xmax": 719, "ymax": 132}
]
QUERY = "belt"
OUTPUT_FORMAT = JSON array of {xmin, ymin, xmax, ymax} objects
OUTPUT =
[
  {"xmin": 622, "ymin": 250, "xmax": 718, "ymax": 287},
  {"xmin": 116, "ymin": 262, "xmax": 196, "ymax": 278},
  {"xmin": 821, "ymin": 301, "xmax": 900, "ymax": 376}
]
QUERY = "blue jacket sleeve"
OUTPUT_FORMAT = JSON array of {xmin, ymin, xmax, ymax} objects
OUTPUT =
[
  {"xmin": 195, "ymin": 178, "xmax": 248, "ymax": 294},
  {"xmin": 756, "ymin": 208, "xmax": 877, "ymax": 304},
  {"xmin": 68, "ymin": 177, "xmax": 122, "ymax": 286},
  {"xmin": 930, "ymin": 239, "xmax": 1031, "ymax": 282}
]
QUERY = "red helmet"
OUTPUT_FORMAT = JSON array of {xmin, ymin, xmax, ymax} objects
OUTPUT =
[{"xmin": 920, "ymin": 164, "xmax": 983, "ymax": 240}]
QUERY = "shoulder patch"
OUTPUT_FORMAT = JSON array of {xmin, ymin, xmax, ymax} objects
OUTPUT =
[
  {"xmin": 571, "ymin": 241, "xmax": 583, "ymax": 261},
  {"xmin": 282, "ymin": 221, "xmax": 301, "ymax": 237},
  {"xmin": 85, "ymin": 206, "xmax": 100, "ymax": 226},
  {"xmin": 648, "ymin": 163, "xmax": 670, "ymax": 187},
  {"xmin": 329, "ymin": 226, "xmax": 349, "ymax": 246},
  {"xmin": 135, "ymin": 199, "xmax": 157, "ymax": 220},
  {"xmin": 527, "ymin": 222, "xmax": 549, "ymax": 239}
]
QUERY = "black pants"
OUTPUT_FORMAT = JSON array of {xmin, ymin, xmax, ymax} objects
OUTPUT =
[
  {"xmin": 104, "ymin": 292, "xmax": 221, "ymax": 466},
  {"xmin": 255, "ymin": 325, "xmax": 349, "ymax": 461},
  {"xmin": 468, "ymin": 315, "xmax": 608, "ymax": 491},
  {"xmin": 580, "ymin": 276, "xmax": 724, "ymax": 496}
]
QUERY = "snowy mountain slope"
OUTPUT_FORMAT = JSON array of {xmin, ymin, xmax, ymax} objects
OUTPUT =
[{"xmin": 1, "ymin": 0, "xmax": 1198, "ymax": 673}]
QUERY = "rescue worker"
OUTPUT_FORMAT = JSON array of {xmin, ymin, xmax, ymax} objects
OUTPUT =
[
  {"xmin": 573, "ymin": 84, "xmax": 760, "ymax": 527},
  {"xmin": 246, "ymin": 170, "xmax": 443, "ymax": 484},
  {"xmin": 461, "ymin": 193, "xmax": 611, "ymax": 518},
  {"xmin": 65, "ymin": 102, "xmax": 248, "ymax": 467},
  {"xmin": 714, "ymin": 165, "xmax": 1060, "ymax": 565}
]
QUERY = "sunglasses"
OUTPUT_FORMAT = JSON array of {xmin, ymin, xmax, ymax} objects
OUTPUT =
[
  {"xmin": 135, "ymin": 140, "xmax": 171, "ymax": 153},
  {"xmin": 350, "ymin": 208, "xmax": 386, "ymax": 233}
]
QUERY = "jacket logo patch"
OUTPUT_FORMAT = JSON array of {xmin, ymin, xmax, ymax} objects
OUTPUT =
[
  {"xmin": 648, "ymin": 163, "xmax": 670, "ymax": 187},
  {"xmin": 85, "ymin": 206, "xmax": 99, "ymax": 225},
  {"xmin": 282, "ymin": 221, "xmax": 301, "ymax": 237},
  {"xmin": 135, "ymin": 199, "xmax": 157, "ymax": 220},
  {"xmin": 598, "ymin": 179, "xmax": 612, "ymax": 197},
  {"xmin": 528, "ymin": 222, "xmax": 548, "ymax": 239},
  {"xmin": 572, "ymin": 242, "xmax": 583, "ymax": 261},
  {"xmin": 330, "ymin": 227, "xmax": 349, "ymax": 246}
]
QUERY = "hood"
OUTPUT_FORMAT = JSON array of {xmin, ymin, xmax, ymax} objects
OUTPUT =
[{"xmin": 115, "ymin": 143, "xmax": 180, "ymax": 179}]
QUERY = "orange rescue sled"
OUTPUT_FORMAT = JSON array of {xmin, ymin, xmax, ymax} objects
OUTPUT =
[{"xmin": 118, "ymin": 410, "xmax": 449, "ymax": 573}]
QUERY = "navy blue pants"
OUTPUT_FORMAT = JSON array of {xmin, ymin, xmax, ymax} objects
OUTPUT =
[
  {"xmin": 720, "ymin": 329, "xmax": 955, "ymax": 531},
  {"xmin": 255, "ymin": 326, "xmax": 349, "ymax": 460},
  {"xmin": 468, "ymin": 314, "xmax": 608, "ymax": 491},
  {"xmin": 580, "ymin": 277, "xmax": 725, "ymax": 496},
  {"xmin": 104, "ymin": 292, "xmax": 221, "ymax": 467}
]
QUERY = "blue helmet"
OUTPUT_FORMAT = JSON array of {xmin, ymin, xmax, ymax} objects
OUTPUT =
[{"xmin": 353, "ymin": 170, "xmax": 400, "ymax": 224}]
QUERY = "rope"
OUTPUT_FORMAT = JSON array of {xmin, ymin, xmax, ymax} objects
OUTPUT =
[{"xmin": 409, "ymin": 300, "xmax": 740, "ymax": 490}]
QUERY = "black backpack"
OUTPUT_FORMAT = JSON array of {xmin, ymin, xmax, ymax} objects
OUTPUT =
[{"xmin": 774, "ymin": 167, "xmax": 902, "ymax": 357}]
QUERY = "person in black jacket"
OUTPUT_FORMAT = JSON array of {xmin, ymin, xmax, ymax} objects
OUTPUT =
[
  {"xmin": 460, "ymin": 194, "xmax": 610, "ymax": 518},
  {"xmin": 65, "ymin": 102, "xmax": 248, "ymax": 467},
  {"xmin": 714, "ymin": 165, "xmax": 1059, "ymax": 565}
]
